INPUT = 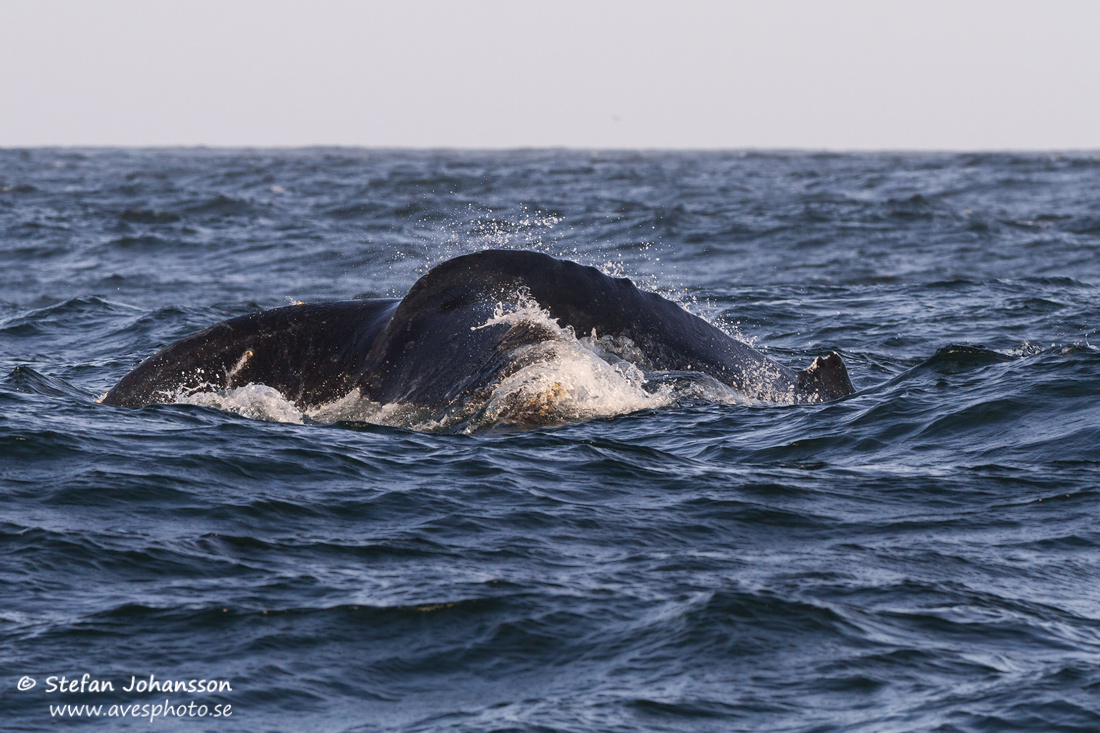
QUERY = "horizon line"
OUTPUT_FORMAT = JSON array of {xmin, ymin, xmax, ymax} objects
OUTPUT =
[{"xmin": 4, "ymin": 144, "xmax": 1099, "ymax": 155}]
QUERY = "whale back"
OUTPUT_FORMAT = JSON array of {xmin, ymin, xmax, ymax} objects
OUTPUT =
[{"xmin": 361, "ymin": 250, "xmax": 817, "ymax": 405}]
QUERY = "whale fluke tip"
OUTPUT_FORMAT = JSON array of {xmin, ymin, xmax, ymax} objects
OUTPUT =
[{"xmin": 796, "ymin": 351, "xmax": 855, "ymax": 402}]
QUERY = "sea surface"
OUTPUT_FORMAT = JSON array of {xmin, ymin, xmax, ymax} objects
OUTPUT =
[{"xmin": 2, "ymin": 149, "xmax": 1099, "ymax": 732}]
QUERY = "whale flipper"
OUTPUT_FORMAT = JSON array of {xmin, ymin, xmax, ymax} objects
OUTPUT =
[{"xmin": 102, "ymin": 299, "xmax": 399, "ymax": 408}]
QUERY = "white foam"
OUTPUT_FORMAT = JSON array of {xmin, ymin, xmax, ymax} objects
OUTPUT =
[
  {"xmin": 994, "ymin": 340, "xmax": 1044, "ymax": 358},
  {"xmin": 475, "ymin": 335, "xmax": 671, "ymax": 429},
  {"xmin": 178, "ymin": 384, "xmax": 306, "ymax": 424},
  {"xmin": 170, "ymin": 299, "xmax": 672, "ymax": 431}
]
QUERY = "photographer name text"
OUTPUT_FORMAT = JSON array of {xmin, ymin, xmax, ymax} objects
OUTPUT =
[{"xmin": 41, "ymin": 674, "xmax": 232, "ymax": 694}]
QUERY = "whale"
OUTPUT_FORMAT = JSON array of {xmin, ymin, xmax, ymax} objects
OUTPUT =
[{"xmin": 102, "ymin": 250, "xmax": 855, "ymax": 420}]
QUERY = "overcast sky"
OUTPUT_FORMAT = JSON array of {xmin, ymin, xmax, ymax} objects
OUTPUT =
[{"xmin": 1, "ymin": 0, "xmax": 1097, "ymax": 150}]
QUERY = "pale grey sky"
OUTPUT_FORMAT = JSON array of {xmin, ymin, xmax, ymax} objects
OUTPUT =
[{"xmin": 1, "ymin": 0, "xmax": 1097, "ymax": 149}]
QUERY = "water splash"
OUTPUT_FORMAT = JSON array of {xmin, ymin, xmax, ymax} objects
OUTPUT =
[{"xmin": 171, "ymin": 297, "xmax": 676, "ymax": 432}]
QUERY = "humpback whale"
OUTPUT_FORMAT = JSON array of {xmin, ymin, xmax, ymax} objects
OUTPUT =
[{"xmin": 103, "ymin": 250, "xmax": 854, "ymax": 424}]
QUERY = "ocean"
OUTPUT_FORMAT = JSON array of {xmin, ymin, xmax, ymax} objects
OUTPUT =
[{"xmin": 2, "ymin": 148, "xmax": 1099, "ymax": 731}]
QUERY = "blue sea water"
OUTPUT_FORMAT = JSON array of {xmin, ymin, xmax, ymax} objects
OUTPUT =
[{"xmin": 2, "ymin": 149, "xmax": 1100, "ymax": 732}]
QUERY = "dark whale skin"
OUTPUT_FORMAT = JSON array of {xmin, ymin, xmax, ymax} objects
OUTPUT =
[
  {"xmin": 102, "ymin": 250, "xmax": 854, "ymax": 410},
  {"xmin": 102, "ymin": 299, "xmax": 400, "ymax": 408}
]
